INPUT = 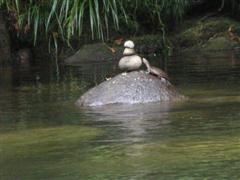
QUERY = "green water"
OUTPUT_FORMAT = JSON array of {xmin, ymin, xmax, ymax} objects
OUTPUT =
[{"xmin": 0, "ymin": 51, "xmax": 240, "ymax": 179}]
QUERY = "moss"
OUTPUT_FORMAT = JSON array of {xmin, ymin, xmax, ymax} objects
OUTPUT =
[
  {"xmin": 202, "ymin": 36, "xmax": 232, "ymax": 50},
  {"xmin": 173, "ymin": 17, "xmax": 240, "ymax": 51}
]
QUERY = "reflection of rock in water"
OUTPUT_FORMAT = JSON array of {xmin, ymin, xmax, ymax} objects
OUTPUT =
[{"xmin": 81, "ymin": 102, "xmax": 173, "ymax": 142}]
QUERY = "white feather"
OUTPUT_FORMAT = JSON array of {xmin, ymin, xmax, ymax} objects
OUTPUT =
[
  {"xmin": 124, "ymin": 40, "xmax": 135, "ymax": 48},
  {"xmin": 123, "ymin": 48, "xmax": 135, "ymax": 55}
]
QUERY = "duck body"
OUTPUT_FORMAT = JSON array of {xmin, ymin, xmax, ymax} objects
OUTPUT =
[
  {"xmin": 142, "ymin": 58, "xmax": 169, "ymax": 80},
  {"xmin": 148, "ymin": 65, "xmax": 169, "ymax": 80},
  {"xmin": 118, "ymin": 42, "xmax": 143, "ymax": 71},
  {"xmin": 118, "ymin": 54, "xmax": 142, "ymax": 71},
  {"xmin": 118, "ymin": 40, "xmax": 169, "ymax": 80}
]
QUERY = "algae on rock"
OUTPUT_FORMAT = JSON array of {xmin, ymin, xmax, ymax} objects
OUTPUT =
[{"xmin": 173, "ymin": 17, "xmax": 240, "ymax": 51}]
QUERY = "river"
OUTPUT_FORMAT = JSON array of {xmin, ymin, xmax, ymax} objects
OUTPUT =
[{"xmin": 0, "ymin": 50, "xmax": 240, "ymax": 179}]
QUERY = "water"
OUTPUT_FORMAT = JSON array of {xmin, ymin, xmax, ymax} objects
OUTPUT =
[{"xmin": 0, "ymin": 50, "xmax": 240, "ymax": 179}]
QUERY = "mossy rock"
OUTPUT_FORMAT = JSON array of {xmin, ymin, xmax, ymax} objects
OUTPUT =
[
  {"xmin": 173, "ymin": 17, "xmax": 240, "ymax": 51},
  {"xmin": 64, "ymin": 34, "xmax": 165, "ymax": 65},
  {"xmin": 64, "ymin": 43, "xmax": 123, "ymax": 64},
  {"xmin": 201, "ymin": 36, "xmax": 233, "ymax": 50}
]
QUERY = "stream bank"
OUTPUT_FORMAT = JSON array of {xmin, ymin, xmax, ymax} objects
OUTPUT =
[{"xmin": 64, "ymin": 17, "xmax": 240, "ymax": 65}]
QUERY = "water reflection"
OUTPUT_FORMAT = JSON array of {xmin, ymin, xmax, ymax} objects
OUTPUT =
[
  {"xmin": 79, "ymin": 102, "xmax": 173, "ymax": 142},
  {"xmin": 1, "ymin": 49, "xmax": 240, "ymax": 179}
]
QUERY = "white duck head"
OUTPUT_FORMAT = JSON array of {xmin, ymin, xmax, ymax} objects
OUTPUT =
[
  {"xmin": 123, "ymin": 40, "xmax": 135, "ymax": 55},
  {"xmin": 124, "ymin": 40, "xmax": 135, "ymax": 48}
]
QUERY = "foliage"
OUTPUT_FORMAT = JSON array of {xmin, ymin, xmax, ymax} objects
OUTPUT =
[
  {"xmin": 122, "ymin": 0, "xmax": 191, "ymax": 56},
  {"xmin": 1, "ymin": 0, "xmax": 240, "ymax": 52},
  {"xmin": 0, "ymin": 0, "xmax": 126, "ymax": 52},
  {"xmin": 209, "ymin": 0, "xmax": 240, "ymax": 13},
  {"xmin": 0, "ymin": 0, "xmax": 191, "ymax": 50}
]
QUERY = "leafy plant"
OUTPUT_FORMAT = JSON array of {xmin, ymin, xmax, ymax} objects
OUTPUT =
[{"xmin": 0, "ymin": 0, "xmax": 191, "ymax": 53}]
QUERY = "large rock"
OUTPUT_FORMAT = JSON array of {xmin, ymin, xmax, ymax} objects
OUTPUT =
[
  {"xmin": 64, "ymin": 43, "xmax": 122, "ymax": 65},
  {"xmin": 76, "ymin": 71, "xmax": 184, "ymax": 106},
  {"xmin": 201, "ymin": 36, "xmax": 233, "ymax": 51},
  {"xmin": 0, "ymin": 13, "xmax": 11, "ymax": 64},
  {"xmin": 174, "ymin": 17, "xmax": 240, "ymax": 51},
  {"xmin": 64, "ymin": 35, "xmax": 165, "ymax": 65}
]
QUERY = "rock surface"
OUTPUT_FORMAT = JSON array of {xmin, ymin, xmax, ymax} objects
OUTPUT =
[
  {"xmin": 76, "ymin": 71, "xmax": 184, "ymax": 106},
  {"xmin": 174, "ymin": 17, "xmax": 240, "ymax": 51},
  {"xmin": 64, "ymin": 35, "xmax": 164, "ymax": 65},
  {"xmin": 64, "ymin": 43, "xmax": 122, "ymax": 64}
]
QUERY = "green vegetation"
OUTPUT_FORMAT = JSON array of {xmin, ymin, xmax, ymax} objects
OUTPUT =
[
  {"xmin": 1, "ymin": 0, "xmax": 240, "ymax": 55},
  {"xmin": 0, "ymin": 0, "xmax": 190, "ymax": 50}
]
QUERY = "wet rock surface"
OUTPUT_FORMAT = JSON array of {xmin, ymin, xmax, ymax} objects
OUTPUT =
[{"xmin": 76, "ymin": 71, "xmax": 184, "ymax": 106}]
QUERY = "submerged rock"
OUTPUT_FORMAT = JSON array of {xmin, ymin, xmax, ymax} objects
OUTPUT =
[{"xmin": 76, "ymin": 71, "xmax": 184, "ymax": 106}]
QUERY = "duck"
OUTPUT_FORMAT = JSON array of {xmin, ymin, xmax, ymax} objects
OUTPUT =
[
  {"xmin": 118, "ymin": 40, "xmax": 143, "ymax": 71},
  {"xmin": 118, "ymin": 40, "xmax": 169, "ymax": 80},
  {"xmin": 142, "ymin": 57, "xmax": 169, "ymax": 80}
]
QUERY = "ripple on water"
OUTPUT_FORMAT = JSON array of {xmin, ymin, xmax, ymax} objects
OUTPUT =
[{"xmin": 0, "ymin": 50, "xmax": 240, "ymax": 179}]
